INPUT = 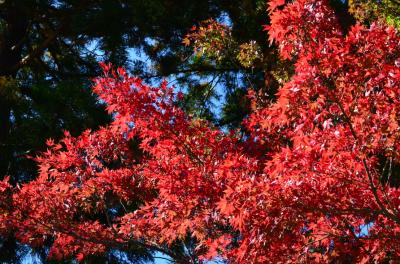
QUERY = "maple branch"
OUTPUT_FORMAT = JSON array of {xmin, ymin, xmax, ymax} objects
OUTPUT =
[
  {"xmin": 342, "ymin": 218, "xmax": 375, "ymax": 260},
  {"xmin": 168, "ymin": 128, "xmax": 205, "ymax": 166},
  {"xmin": 307, "ymin": 28, "xmax": 400, "ymax": 224},
  {"xmin": 102, "ymin": 200, "xmax": 194, "ymax": 262},
  {"xmin": 376, "ymin": 158, "xmax": 400, "ymax": 217},
  {"xmin": 309, "ymin": 205, "xmax": 379, "ymax": 217},
  {"xmin": 13, "ymin": 192, "xmax": 190, "ymax": 263},
  {"xmin": 34, "ymin": 215, "xmax": 187, "ymax": 262},
  {"xmin": 332, "ymin": 94, "xmax": 400, "ymax": 224}
]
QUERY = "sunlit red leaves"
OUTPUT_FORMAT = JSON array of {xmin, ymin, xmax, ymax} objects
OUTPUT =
[
  {"xmin": 244, "ymin": 0, "xmax": 400, "ymax": 262},
  {"xmin": 267, "ymin": 0, "xmax": 286, "ymax": 12},
  {"xmin": 267, "ymin": 0, "xmax": 341, "ymax": 59},
  {"xmin": 2, "ymin": 0, "xmax": 400, "ymax": 262}
]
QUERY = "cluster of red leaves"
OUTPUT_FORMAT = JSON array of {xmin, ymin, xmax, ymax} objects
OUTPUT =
[
  {"xmin": 244, "ymin": 0, "xmax": 400, "ymax": 262},
  {"xmin": 0, "ymin": 64, "xmax": 254, "ymax": 262},
  {"xmin": 1, "ymin": 0, "xmax": 400, "ymax": 263}
]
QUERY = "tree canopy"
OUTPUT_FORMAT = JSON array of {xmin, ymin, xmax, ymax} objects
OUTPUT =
[
  {"xmin": 0, "ymin": 0, "xmax": 272, "ymax": 261},
  {"xmin": 2, "ymin": 0, "xmax": 400, "ymax": 263}
]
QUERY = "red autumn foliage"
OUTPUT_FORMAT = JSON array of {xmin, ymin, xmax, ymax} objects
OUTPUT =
[{"xmin": 1, "ymin": 0, "xmax": 400, "ymax": 262}]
